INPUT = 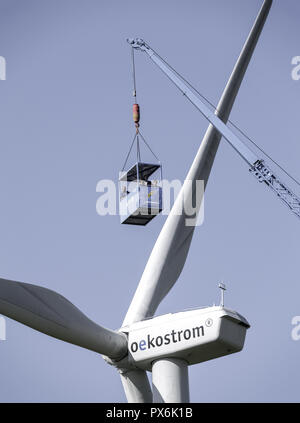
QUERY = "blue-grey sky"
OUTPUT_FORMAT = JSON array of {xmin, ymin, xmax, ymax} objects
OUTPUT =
[{"xmin": 0, "ymin": 0, "xmax": 300, "ymax": 402}]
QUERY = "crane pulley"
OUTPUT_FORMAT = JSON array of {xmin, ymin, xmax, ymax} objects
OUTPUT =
[{"xmin": 127, "ymin": 37, "xmax": 300, "ymax": 221}]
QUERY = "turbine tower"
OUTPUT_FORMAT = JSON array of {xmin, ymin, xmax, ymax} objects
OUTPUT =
[{"xmin": 0, "ymin": 0, "xmax": 272, "ymax": 403}]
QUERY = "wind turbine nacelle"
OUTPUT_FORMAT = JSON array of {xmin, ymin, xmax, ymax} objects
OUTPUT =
[{"xmin": 123, "ymin": 307, "xmax": 250, "ymax": 371}]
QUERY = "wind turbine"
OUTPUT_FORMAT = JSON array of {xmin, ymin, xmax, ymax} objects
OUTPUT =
[{"xmin": 0, "ymin": 0, "xmax": 272, "ymax": 403}]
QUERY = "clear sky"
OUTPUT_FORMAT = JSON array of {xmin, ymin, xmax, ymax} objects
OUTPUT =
[{"xmin": 0, "ymin": 0, "xmax": 300, "ymax": 402}]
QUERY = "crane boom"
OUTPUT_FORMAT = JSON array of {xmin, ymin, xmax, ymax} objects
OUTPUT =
[{"xmin": 127, "ymin": 37, "xmax": 300, "ymax": 220}]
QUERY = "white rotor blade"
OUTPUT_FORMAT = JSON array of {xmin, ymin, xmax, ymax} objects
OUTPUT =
[
  {"xmin": 120, "ymin": 369, "xmax": 152, "ymax": 403},
  {"xmin": 0, "ymin": 278, "xmax": 127, "ymax": 359},
  {"xmin": 123, "ymin": 0, "xmax": 273, "ymax": 326}
]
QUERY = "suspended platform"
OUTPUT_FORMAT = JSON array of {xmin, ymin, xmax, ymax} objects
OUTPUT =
[{"xmin": 119, "ymin": 161, "xmax": 163, "ymax": 226}]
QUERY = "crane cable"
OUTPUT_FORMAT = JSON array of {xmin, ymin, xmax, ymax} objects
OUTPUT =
[
  {"xmin": 131, "ymin": 46, "xmax": 141, "ymax": 163},
  {"xmin": 148, "ymin": 46, "xmax": 300, "ymax": 189},
  {"xmin": 131, "ymin": 46, "xmax": 137, "ymax": 103},
  {"xmin": 122, "ymin": 48, "xmax": 160, "ymax": 171},
  {"xmin": 131, "ymin": 47, "xmax": 140, "ymax": 132}
]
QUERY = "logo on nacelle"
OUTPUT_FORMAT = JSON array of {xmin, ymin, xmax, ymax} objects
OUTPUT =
[
  {"xmin": 130, "ymin": 324, "xmax": 205, "ymax": 353},
  {"xmin": 125, "ymin": 307, "xmax": 249, "ymax": 369}
]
